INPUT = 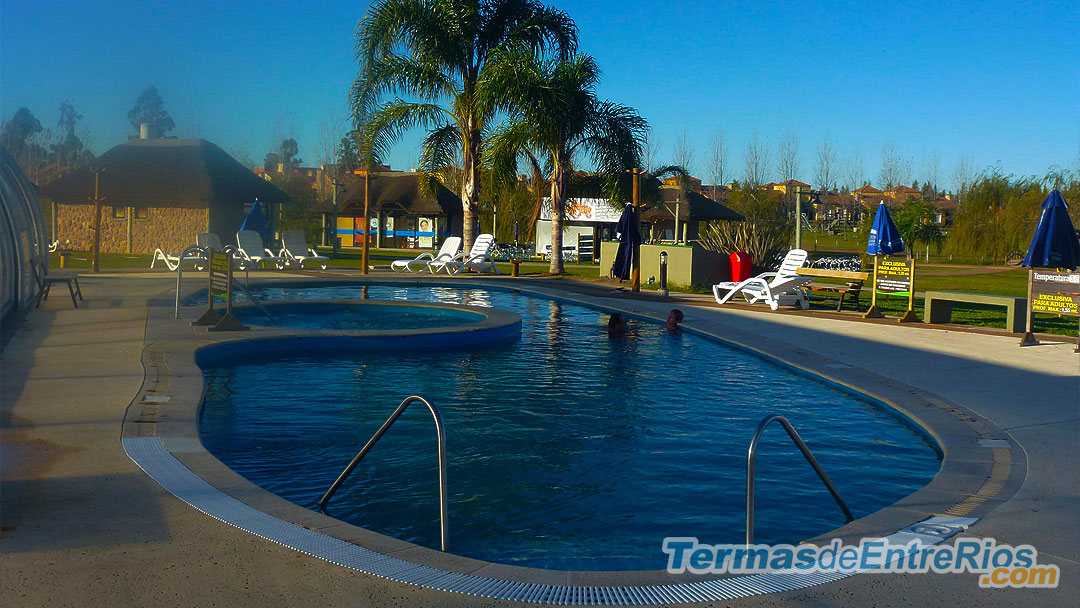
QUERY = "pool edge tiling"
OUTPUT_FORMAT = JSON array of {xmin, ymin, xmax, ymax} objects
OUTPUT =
[{"xmin": 124, "ymin": 276, "xmax": 1023, "ymax": 604}]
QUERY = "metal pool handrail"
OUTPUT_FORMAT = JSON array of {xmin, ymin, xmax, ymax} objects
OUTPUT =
[
  {"xmin": 746, "ymin": 414, "xmax": 854, "ymax": 545},
  {"xmin": 318, "ymin": 395, "xmax": 449, "ymax": 552},
  {"xmin": 174, "ymin": 245, "xmax": 206, "ymax": 318}
]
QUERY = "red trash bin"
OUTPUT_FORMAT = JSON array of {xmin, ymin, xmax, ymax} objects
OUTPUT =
[{"xmin": 730, "ymin": 251, "xmax": 753, "ymax": 282}]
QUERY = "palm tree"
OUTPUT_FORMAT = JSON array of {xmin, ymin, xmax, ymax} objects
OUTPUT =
[
  {"xmin": 351, "ymin": 0, "xmax": 577, "ymax": 252},
  {"xmin": 485, "ymin": 52, "xmax": 647, "ymax": 273}
]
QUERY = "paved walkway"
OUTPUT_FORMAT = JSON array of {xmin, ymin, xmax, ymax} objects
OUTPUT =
[{"xmin": 1, "ymin": 274, "xmax": 1076, "ymax": 607}]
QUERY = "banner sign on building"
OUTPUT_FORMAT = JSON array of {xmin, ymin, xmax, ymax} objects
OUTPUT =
[{"xmin": 539, "ymin": 198, "xmax": 623, "ymax": 223}]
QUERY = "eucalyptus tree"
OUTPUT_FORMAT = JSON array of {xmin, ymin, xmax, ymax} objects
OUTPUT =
[
  {"xmin": 485, "ymin": 51, "xmax": 647, "ymax": 273},
  {"xmin": 351, "ymin": 0, "xmax": 577, "ymax": 251}
]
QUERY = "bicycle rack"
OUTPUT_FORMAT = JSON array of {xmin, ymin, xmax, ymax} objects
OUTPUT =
[
  {"xmin": 746, "ymin": 414, "xmax": 854, "ymax": 544},
  {"xmin": 318, "ymin": 395, "xmax": 449, "ymax": 551}
]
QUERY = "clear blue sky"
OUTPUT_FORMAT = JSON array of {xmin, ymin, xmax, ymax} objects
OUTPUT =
[{"xmin": 3, "ymin": 0, "xmax": 1078, "ymax": 191}]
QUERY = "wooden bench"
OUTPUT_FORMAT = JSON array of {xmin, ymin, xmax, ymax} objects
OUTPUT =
[
  {"xmin": 796, "ymin": 268, "xmax": 870, "ymax": 312},
  {"xmin": 924, "ymin": 291, "xmax": 1028, "ymax": 333},
  {"xmin": 31, "ymin": 256, "xmax": 83, "ymax": 308}
]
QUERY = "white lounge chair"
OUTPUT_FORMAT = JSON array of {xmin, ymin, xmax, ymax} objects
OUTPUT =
[
  {"xmin": 391, "ymin": 237, "xmax": 461, "ymax": 273},
  {"xmin": 196, "ymin": 232, "xmax": 225, "ymax": 252},
  {"xmin": 431, "ymin": 233, "xmax": 499, "ymax": 275},
  {"xmin": 279, "ymin": 230, "xmax": 329, "ymax": 270},
  {"xmin": 235, "ymin": 230, "xmax": 284, "ymax": 270},
  {"xmin": 712, "ymin": 249, "xmax": 812, "ymax": 310},
  {"xmin": 150, "ymin": 242, "xmax": 206, "ymax": 271}
]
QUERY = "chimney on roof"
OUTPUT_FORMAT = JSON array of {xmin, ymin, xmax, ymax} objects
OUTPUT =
[{"xmin": 139, "ymin": 123, "xmax": 158, "ymax": 139}]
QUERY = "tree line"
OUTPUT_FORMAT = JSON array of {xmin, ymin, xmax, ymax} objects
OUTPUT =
[{"xmin": 1, "ymin": 86, "xmax": 176, "ymax": 183}]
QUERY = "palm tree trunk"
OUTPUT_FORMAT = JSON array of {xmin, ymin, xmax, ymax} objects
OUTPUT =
[
  {"xmin": 461, "ymin": 127, "xmax": 481, "ymax": 252},
  {"xmin": 549, "ymin": 162, "xmax": 567, "ymax": 274}
]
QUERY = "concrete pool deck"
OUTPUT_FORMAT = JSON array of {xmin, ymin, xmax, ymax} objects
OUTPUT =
[{"xmin": 1, "ymin": 272, "xmax": 1076, "ymax": 607}]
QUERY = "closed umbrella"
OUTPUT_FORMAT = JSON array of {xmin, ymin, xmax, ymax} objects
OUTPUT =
[
  {"xmin": 239, "ymin": 199, "xmax": 270, "ymax": 241},
  {"xmin": 611, "ymin": 205, "xmax": 641, "ymax": 281},
  {"xmin": 1021, "ymin": 190, "xmax": 1079, "ymax": 270},
  {"xmin": 866, "ymin": 201, "xmax": 904, "ymax": 255}
]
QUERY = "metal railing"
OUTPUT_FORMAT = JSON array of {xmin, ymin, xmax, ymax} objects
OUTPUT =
[
  {"xmin": 174, "ymin": 245, "xmax": 278, "ymax": 326},
  {"xmin": 174, "ymin": 245, "xmax": 206, "ymax": 318},
  {"xmin": 318, "ymin": 395, "xmax": 448, "ymax": 551},
  {"xmin": 746, "ymin": 414, "xmax": 854, "ymax": 545}
]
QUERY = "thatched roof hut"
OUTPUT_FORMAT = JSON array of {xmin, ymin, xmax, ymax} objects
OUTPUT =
[{"xmin": 39, "ymin": 138, "xmax": 289, "ymax": 254}]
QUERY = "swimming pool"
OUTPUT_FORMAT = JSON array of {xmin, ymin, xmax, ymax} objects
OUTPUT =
[
  {"xmin": 231, "ymin": 300, "xmax": 486, "ymax": 330},
  {"xmin": 199, "ymin": 284, "xmax": 940, "ymax": 571}
]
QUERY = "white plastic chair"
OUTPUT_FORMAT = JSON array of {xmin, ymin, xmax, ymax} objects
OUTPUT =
[
  {"xmin": 196, "ymin": 232, "xmax": 224, "ymax": 252},
  {"xmin": 712, "ymin": 249, "xmax": 812, "ymax": 310},
  {"xmin": 150, "ymin": 241, "xmax": 206, "ymax": 271},
  {"xmin": 235, "ymin": 230, "xmax": 284, "ymax": 270},
  {"xmin": 391, "ymin": 237, "xmax": 461, "ymax": 273},
  {"xmin": 278, "ymin": 230, "xmax": 329, "ymax": 270},
  {"xmin": 431, "ymin": 233, "xmax": 499, "ymax": 275}
]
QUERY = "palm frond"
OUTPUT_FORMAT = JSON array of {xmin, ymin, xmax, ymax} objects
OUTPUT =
[
  {"xmin": 363, "ymin": 100, "xmax": 449, "ymax": 165},
  {"xmin": 485, "ymin": 120, "xmax": 538, "ymax": 192},
  {"xmin": 417, "ymin": 123, "xmax": 463, "ymax": 173}
]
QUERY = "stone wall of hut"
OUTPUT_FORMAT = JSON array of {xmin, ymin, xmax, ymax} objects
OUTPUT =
[{"xmin": 56, "ymin": 204, "xmax": 207, "ymax": 254}]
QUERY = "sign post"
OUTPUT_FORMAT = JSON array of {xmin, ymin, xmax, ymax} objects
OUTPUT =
[
  {"xmin": 191, "ymin": 248, "xmax": 224, "ymax": 326},
  {"xmin": 863, "ymin": 255, "xmax": 883, "ymax": 318},
  {"xmin": 1020, "ymin": 269, "xmax": 1080, "ymax": 351},
  {"xmin": 208, "ymin": 249, "xmax": 249, "ymax": 332},
  {"xmin": 864, "ymin": 256, "xmax": 917, "ymax": 321}
]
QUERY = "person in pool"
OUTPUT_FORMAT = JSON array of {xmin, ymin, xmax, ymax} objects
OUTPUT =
[
  {"xmin": 665, "ymin": 308, "xmax": 684, "ymax": 330},
  {"xmin": 607, "ymin": 313, "xmax": 627, "ymax": 335}
]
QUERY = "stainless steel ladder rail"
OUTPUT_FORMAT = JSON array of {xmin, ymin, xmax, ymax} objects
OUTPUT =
[
  {"xmin": 174, "ymin": 245, "xmax": 206, "ymax": 318},
  {"xmin": 318, "ymin": 395, "xmax": 449, "ymax": 551},
  {"xmin": 746, "ymin": 414, "xmax": 854, "ymax": 544}
]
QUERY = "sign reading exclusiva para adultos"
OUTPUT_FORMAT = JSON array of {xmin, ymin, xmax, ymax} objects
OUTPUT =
[
  {"xmin": 876, "ymin": 258, "xmax": 913, "ymax": 295},
  {"xmin": 209, "ymin": 250, "xmax": 230, "ymax": 298},
  {"xmin": 1030, "ymin": 270, "xmax": 1080, "ymax": 316}
]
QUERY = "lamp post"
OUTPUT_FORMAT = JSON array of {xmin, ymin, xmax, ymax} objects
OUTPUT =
[
  {"xmin": 89, "ymin": 167, "xmax": 105, "ymax": 273},
  {"xmin": 360, "ymin": 169, "xmax": 371, "ymax": 274},
  {"xmin": 331, "ymin": 179, "xmax": 345, "ymax": 255}
]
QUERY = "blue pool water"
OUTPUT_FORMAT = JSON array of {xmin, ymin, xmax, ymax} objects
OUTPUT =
[
  {"xmin": 231, "ymin": 301, "xmax": 484, "ymax": 330},
  {"xmin": 199, "ymin": 285, "xmax": 940, "ymax": 571}
]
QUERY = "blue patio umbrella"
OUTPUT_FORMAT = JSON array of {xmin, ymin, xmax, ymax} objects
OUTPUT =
[
  {"xmin": 611, "ymin": 205, "xmax": 641, "ymax": 280},
  {"xmin": 1021, "ymin": 190, "xmax": 1079, "ymax": 270},
  {"xmin": 239, "ymin": 199, "xmax": 270, "ymax": 240},
  {"xmin": 866, "ymin": 201, "xmax": 904, "ymax": 255}
]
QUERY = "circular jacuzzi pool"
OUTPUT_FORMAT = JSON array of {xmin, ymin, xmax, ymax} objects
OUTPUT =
[{"xmin": 199, "ymin": 285, "xmax": 941, "ymax": 571}]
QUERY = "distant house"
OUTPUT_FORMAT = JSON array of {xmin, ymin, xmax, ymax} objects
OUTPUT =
[
  {"xmin": 39, "ymin": 137, "xmax": 289, "ymax": 254},
  {"xmin": 884, "ymin": 185, "xmax": 922, "ymax": 203},
  {"xmin": 852, "ymin": 184, "xmax": 884, "ymax": 198},
  {"xmin": 317, "ymin": 171, "xmax": 463, "ymax": 249},
  {"xmin": 661, "ymin": 175, "xmax": 704, "ymax": 192},
  {"xmin": 769, "ymin": 179, "xmax": 811, "ymax": 195}
]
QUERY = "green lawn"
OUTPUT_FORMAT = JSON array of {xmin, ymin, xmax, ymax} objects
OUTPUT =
[{"xmin": 48, "ymin": 248, "xmax": 1076, "ymax": 337}]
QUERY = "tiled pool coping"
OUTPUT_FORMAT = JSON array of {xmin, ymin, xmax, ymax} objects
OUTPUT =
[{"xmin": 121, "ymin": 275, "xmax": 1024, "ymax": 604}]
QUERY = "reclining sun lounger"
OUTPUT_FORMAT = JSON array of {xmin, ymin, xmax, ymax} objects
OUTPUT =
[
  {"xmin": 279, "ymin": 230, "xmax": 329, "ymax": 270},
  {"xmin": 712, "ymin": 249, "xmax": 811, "ymax": 310},
  {"xmin": 150, "ymin": 244, "xmax": 206, "ymax": 271},
  {"xmin": 235, "ymin": 230, "xmax": 284, "ymax": 270},
  {"xmin": 429, "ymin": 233, "xmax": 499, "ymax": 275},
  {"xmin": 391, "ymin": 237, "xmax": 462, "ymax": 273}
]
